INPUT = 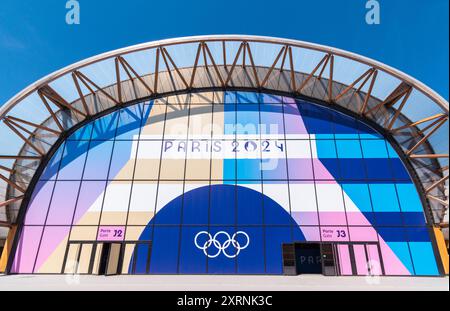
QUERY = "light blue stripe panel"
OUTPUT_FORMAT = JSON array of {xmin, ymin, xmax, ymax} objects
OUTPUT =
[
  {"xmin": 396, "ymin": 184, "xmax": 423, "ymax": 212},
  {"xmin": 409, "ymin": 242, "xmax": 439, "ymax": 275},
  {"xmin": 237, "ymin": 159, "xmax": 261, "ymax": 180},
  {"xmin": 223, "ymin": 159, "xmax": 236, "ymax": 180},
  {"xmin": 342, "ymin": 184, "xmax": 372, "ymax": 212},
  {"xmin": 236, "ymin": 91, "xmax": 260, "ymax": 103},
  {"xmin": 386, "ymin": 143, "xmax": 400, "ymax": 159},
  {"xmin": 369, "ymin": 184, "xmax": 400, "ymax": 212},
  {"xmin": 334, "ymin": 134, "xmax": 360, "ymax": 139},
  {"xmin": 335, "ymin": 140, "xmax": 362, "ymax": 158},
  {"xmin": 386, "ymin": 242, "xmax": 414, "ymax": 274},
  {"xmin": 361, "ymin": 140, "xmax": 388, "ymax": 158},
  {"xmin": 315, "ymin": 140, "xmax": 337, "ymax": 158},
  {"xmin": 224, "ymin": 91, "xmax": 237, "ymax": 104}
]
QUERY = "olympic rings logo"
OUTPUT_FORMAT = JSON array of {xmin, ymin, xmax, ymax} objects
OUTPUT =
[{"xmin": 194, "ymin": 231, "xmax": 250, "ymax": 258}]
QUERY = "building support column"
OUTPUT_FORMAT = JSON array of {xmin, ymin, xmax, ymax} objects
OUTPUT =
[{"xmin": 0, "ymin": 225, "xmax": 17, "ymax": 273}]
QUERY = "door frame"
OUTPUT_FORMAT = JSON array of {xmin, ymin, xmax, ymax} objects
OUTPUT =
[{"xmin": 285, "ymin": 241, "xmax": 385, "ymax": 276}]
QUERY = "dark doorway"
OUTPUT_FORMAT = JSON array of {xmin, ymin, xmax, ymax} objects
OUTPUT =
[
  {"xmin": 98, "ymin": 243, "xmax": 111, "ymax": 275},
  {"xmin": 98, "ymin": 243, "xmax": 122, "ymax": 276},
  {"xmin": 295, "ymin": 243, "xmax": 322, "ymax": 274}
]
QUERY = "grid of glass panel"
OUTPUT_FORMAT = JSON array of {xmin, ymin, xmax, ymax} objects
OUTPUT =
[{"xmin": 10, "ymin": 91, "xmax": 440, "ymax": 276}]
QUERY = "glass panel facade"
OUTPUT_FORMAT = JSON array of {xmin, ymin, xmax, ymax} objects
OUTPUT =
[{"xmin": 10, "ymin": 92, "xmax": 440, "ymax": 276}]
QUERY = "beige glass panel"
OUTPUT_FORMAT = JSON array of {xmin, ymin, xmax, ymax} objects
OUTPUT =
[
  {"xmin": 125, "ymin": 226, "xmax": 146, "ymax": 241},
  {"xmin": 211, "ymin": 104, "xmax": 225, "ymax": 138},
  {"xmin": 91, "ymin": 244, "xmax": 103, "ymax": 275},
  {"xmin": 100, "ymin": 181, "xmax": 131, "ymax": 225},
  {"xmin": 70, "ymin": 226, "xmax": 98, "ymax": 241},
  {"xmin": 64, "ymin": 244, "xmax": 81, "ymax": 274},
  {"xmin": 141, "ymin": 104, "xmax": 166, "ymax": 137},
  {"xmin": 106, "ymin": 243, "xmax": 121, "ymax": 275},
  {"xmin": 128, "ymin": 183, "xmax": 157, "ymax": 225},
  {"xmin": 77, "ymin": 244, "xmax": 93, "ymax": 274},
  {"xmin": 134, "ymin": 141, "xmax": 162, "ymax": 180}
]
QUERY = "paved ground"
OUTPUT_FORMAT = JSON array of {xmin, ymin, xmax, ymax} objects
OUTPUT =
[{"xmin": 0, "ymin": 274, "xmax": 448, "ymax": 291}]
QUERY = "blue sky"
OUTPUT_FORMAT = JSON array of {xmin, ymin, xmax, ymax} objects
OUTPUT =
[{"xmin": 0, "ymin": 0, "xmax": 448, "ymax": 105}]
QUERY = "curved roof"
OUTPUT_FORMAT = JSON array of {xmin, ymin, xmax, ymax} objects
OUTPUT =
[{"xmin": 0, "ymin": 35, "xmax": 448, "ymax": 230}]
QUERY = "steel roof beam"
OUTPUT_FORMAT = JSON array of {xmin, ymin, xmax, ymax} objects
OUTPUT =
[
  {"xmin": 334, "ymin": 68, "xmax": 375, "ymax": 101},
  {"xmin": 261, "ymin": 46, "xmax": 287, "ymax": 88},
  {"xmin": 3, "ymin": 119, "xmax": 45, "ymax": 157},
  {"xmin": 0, "ymin": 173, "xmax": 26, "ymax": 193},
  {"xmin": 73, "ymin": 71, "xmax": 120, "ymax": 106},
  {"xmin": 296, "ymin": 53, "xmax": 329, "ymax": 93},
  {"xmin": 224, "ymin": 42, "xmax": 245, "ymax": 86},
  {"xmin": 117, "ymin": 56, "xmax": 154, "ymax": 95},
  {"xmin": 203, "ymin": 43, "xmax": 225, "ymax": 87},
  {"xmin": 5, "ymin": 116, "xmax": 61, "ymax": 135}
]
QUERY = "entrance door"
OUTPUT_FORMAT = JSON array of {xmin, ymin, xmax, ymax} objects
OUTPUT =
[
  {"xmin": 336, "ymin": 243, "xmax": 384, "ymax": 276},
  {"xmin": 321, "ymin": 243, "xmax": 337, "ymax": 276},
  {"xmin": 295, "ymin": 243, "xmax": 322, "ymax": 274},
  {"xmin": 97, "ymin": 243, "xmax": 122, "ymax": 276},
  {"xmin": 62, "ymin": 242, "xmax": 95, "ymax": 274},
  {"xmin": 63, "ymin": 242, "xmax": 124, "ymax": 275}
]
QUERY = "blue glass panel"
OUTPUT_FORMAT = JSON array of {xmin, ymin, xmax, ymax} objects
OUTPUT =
[
  {"xmin": 58, "ymin": 140, "xmax": 89, "ymax": 180},
  {"xmin": 260, "ymin": 93, "xmax": 281, "ymax": 103},
  {"xmin": 370, "ymin": 184, "xmax": 400, "ymax": 212},
  {"xmin": 396, "ymin": 184, "xmax": 424, "ymax": 212},
  {"xmin": 67, "ymin": 123, "xmax": 93, "ymax": 141},
  {"xmin": 224, "ymin": 91, "xmax": 237, "ymax": 104},
  {"xmin": 386, "ymin": 143, "xmax": 400, "ymax": 158},
  {"xmin": 364, "ymin": 158, "xmax": 394, "ymax": 180},
  {"xmin": 390, "ymin": 158, "xmax": 411, "ymax": 180},
  {"xmin": 210, "ymin": 185, "xmax": 235, "ymax": 225},
  {"xmin": 91, "ymin": 111, "xmax": 119, "ymax": 140},
  {"xmin": 342, "ymin": 184, "xmax": 372, "ymax": 212},
  {"xmin": 223, "ymin": 103, "xmax": 236, "ymax": 135},
  {"xmin": 236, "ymin": 104, "xmax": 259, "ymax": 135},
  {"xmin": 134, "ymin": 244, "xmax": 150, "ymax": 274},
  {"xmin": 237, "ymin": 186, "xmax": 263, "ymax": 225},
  {"xmin": 298, "ymin": 103, "xmax": 334, "ymax": 137},
  {"xmin": 339, "ymin": 158, "xmax": 366, "ymax": 180},
  {"xmin": 265, "ymin": 226, "xmax": 292, "ymax": 274},
  {"xmin": 83, "ymin": 141, "xmax": 114, "ymax": 180},
  {"xmin": 179, "ymin": 226, "xmax": 208, "ymax": 274},
  {"xmin": 386, "ymin": 242, "xmax": 414, "ymax": 274},
  {"xmin": 332, "ymin": 112, "xmax": 359, "ymax": 139},
  {"xmin": 358, "ymin": 122, "xmax": 382, "ymax": 139},
  {"xmin": 336, "ymin": 140, "xmax": 362, "ymax": 158},
  {"xmin": 236, "ymin": 91, "xmax": 260, "ymax": 103},
  {"xmin": 237, "ymin": 159, "xmax": 261, "ymax": 180},
  {"xmin": 263, "ymin": 194, "xmax": 292, "ymax": 226},
  {"xmin": 402, "ymin": 212, "xmax": 426, "ymax": 226},
  {"xmin": 377, "ymin": 227, "xmax": 406, "ymax": 242},
  {"xmin": 149, "ymin": 226, "xmax": 180, "ymax": 274},
  {"xmin": 315, "ymin": 140, "xmax": 337, "ymax": 158},
  {"xmin": 40, "ymin": 142, "xmax": 65, "ymax": 180},
  {"xmin": 361, "ymin": 140, "xmax": 388, "ymax": 158},
  {"xmin": 207, "ymin": 227, "xmax": 236, "ymax": 274},
  {"xmin": 318, "ymin": 158, "xmax": 340, "ymax": 180},
  {"xmin": 154, "ymin": 194, "xmax": 182, "ymax": 225},
  {"xmin": 237, "ymin": 227, "xmax": 265, "ymax": 274},
  {"xmin": 182, "ymin": 186, "xmax": 210, "ymax": 225},
  {"xmin": 406, "ymin": 227, "xmax": 431, "ymax": 242},
  {"xmin": 409, "ymin": 242, "xmax": 439, "ymax": 275},
  {"xmin": 223, "ymin": 159, "xmax": 237, "ymax": 180},
  {"xmin": 375, "ymin": 212, "xmax": 403, "ymax": 226},
  {"xmin": 115, "ymin": 104, "xmax": 145, "ymax": 140}
]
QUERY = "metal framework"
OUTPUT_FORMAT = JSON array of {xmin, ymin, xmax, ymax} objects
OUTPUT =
[{"xmin": 0, "ymin": 35, "xmax": 448, "ymax": 231}]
